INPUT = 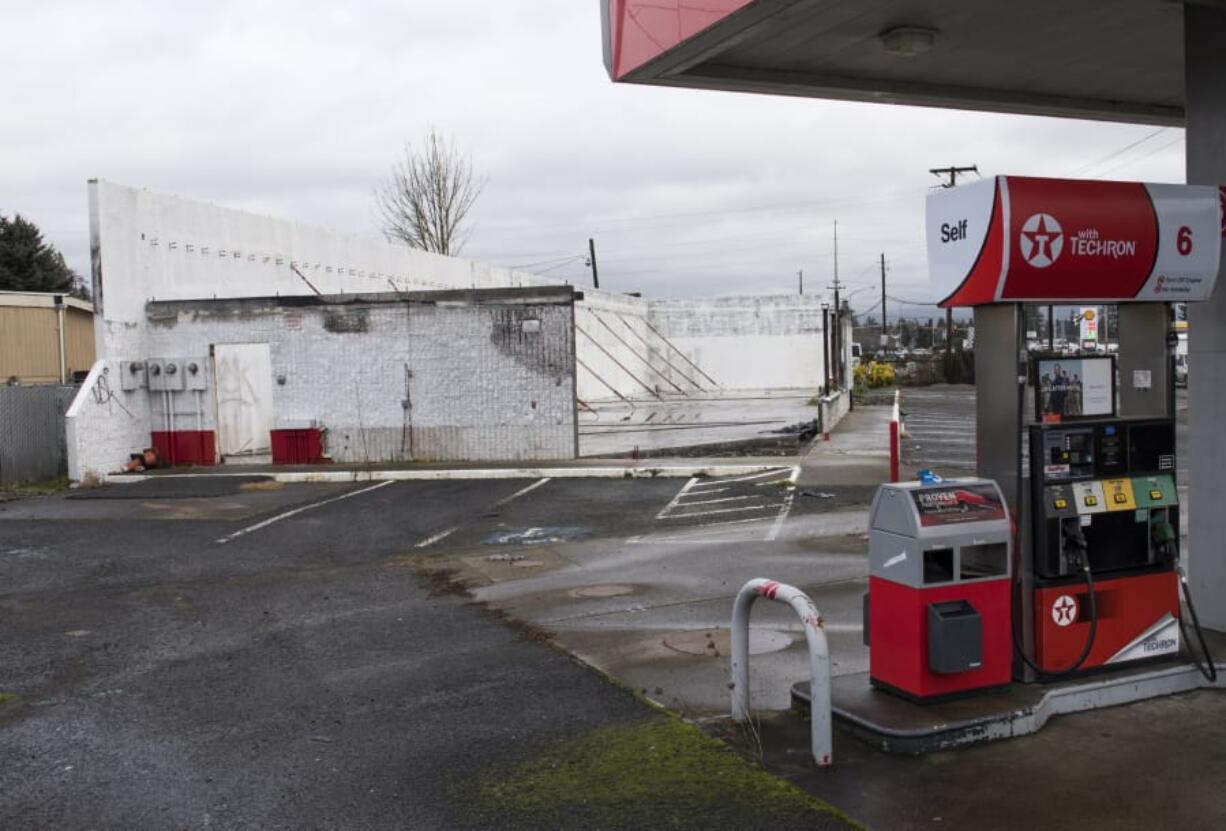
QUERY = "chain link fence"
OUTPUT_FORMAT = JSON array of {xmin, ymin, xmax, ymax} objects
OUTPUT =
[{"xmin": 0, "ymin": 385, "xmax": 77, "ymax": 486}]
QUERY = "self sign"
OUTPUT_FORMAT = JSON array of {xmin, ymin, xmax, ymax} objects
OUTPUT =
[{"xmin": 941, "ymin": 219, "xmax": 969, "ymax": 243}]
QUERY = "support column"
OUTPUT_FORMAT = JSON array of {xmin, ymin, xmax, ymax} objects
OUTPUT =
[
  {"xmin": 1185, "ymin": 2, "xmax": 1226, "ymax": 630},
  {"xmin": 1117, "ymin": 304, "xmax": 1171, "ymax": 419},
  {"xmin": 973, "ymin": 304, "xmax": 1023, "ymax": 509}
]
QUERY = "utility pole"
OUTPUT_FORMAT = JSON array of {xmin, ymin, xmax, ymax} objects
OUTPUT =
[
  {"xmin": 588, "ymin": 238, "xmax": 600, "ymax": 290},
  {"xmin": 929, "ymin": 165, "xmax": 979, "ymax": 188},
  {"xmin": 829, "ymin": 221, "xmax": 844, "ymax": 388},
  {"xmin": 880, "ymin": 253, "xmax": 888, "ymax": 355},
  {"xmin": 945, "ymin": 305, "xmax": 954, "ymax": 379},
  {"xmin": 798, "ymin": 269, "xmax": 804, "ymax": 295}
]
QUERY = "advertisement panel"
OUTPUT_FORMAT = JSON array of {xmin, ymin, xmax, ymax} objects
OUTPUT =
[
  {"xmin": 928, "ymin": 177, "xmax": 1223, "ymax": 306},
  {"xmin": 911, "ymin": 483, "xmax": 1007, "ymax": 527}
]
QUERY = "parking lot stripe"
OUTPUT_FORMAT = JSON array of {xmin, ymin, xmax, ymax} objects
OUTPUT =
[
  {"xmin": 677, "ymin": 495, "xmax": 756, "ymax": 507},
  {"xmin": 765, "ymin": 465, "xmax": 800, "ymax": 542},
  {"xmin": 495, "ymin": 477, "xmax": 552, "ymax": 506},
  {"xmin": 663, "ymin": 504, "xmax": 768, "ymax": 519},
  {"xmin": 415, "ymin": 527, "xmax": 458, "ymax": 548},
  {"xmin": 215, "ymin": 480, "xmax": 394, "ymax": 544},
  {"xmin": 655, "ymin": 477, "xmax": 699, "ymax": 519},
  {"xmin": 690, "ymin": 467, "xmax": 791, "ymax": 487}
]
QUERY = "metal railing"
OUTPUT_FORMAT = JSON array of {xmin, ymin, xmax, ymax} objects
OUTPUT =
[{"xmin": 731, "ymin": 578, "xmax": 833, "ymax": 767}]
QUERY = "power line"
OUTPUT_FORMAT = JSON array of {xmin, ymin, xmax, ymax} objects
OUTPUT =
[
  {"xmin": 477, "ymin": 188, "xmax": 931, "ymax": 235},
  {"xmin": 1069, "ymin": 126, "xmax": 1170, "ymax": 177},
  {"xmin": 1092, "ymin": 133, "xmax": 1185, "ymax": 179}
]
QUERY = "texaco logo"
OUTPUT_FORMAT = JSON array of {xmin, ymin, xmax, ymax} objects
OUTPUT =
[
  {"xmin": 1051, "ymin": 594, "xmax": 1078, "ymax": 627},
  {"xmin": 1020, "ymin": 213, "xmax": 1064, "ymax": 268}
]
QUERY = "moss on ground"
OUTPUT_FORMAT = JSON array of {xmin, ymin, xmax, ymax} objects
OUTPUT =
[
  {"xmin": 0, "ymin": 692, "xmax": 18, "ymax": 705},
  {"xmin": 0, "ymin": 476, "xmax": 70, "ymax": 499},
  {"xmin": 466, "ymin": 715, "xmax": 860, "ymax": 829}
]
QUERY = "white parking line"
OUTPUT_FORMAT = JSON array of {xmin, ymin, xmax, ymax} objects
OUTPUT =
[
  {"xmin": 763, "ymin": 465, "xmax": 800, "ymax": 542},
  {"xmin": 664, "ymin": 504, "xmax": 769, "ymax": 520},
  {"xmin": 496, "ymin": 477, "xmax": 551, "ymax": 506},
  {"xmin": 415, "ymin": 527, "xmax": 458, "ymax": 548},
  {"xmin": 216, "ymin": 480, "xmax": 394, "ymax": 545},
  {"xmin": 655, "ymin": 477, "xmax": 699, "ymax": 519},
  {"xmin": 415, "ymin": 477, "xmax": 551, "ymax": 548},
  {"xmin": 689, "ymin": 467, "xmax": 790, "ymax": 487},
  {"xmin": 676, "ymin": 495, "xmax": 757, "ymax": 507}
]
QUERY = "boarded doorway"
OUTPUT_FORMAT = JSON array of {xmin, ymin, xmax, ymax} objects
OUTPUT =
[{"xmin": 213, "ymin": 343, "xmax": 274, "ymax": 459}]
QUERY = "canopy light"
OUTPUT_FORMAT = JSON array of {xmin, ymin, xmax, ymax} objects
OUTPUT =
[{"xmin": 880, "ymin": 26, "xmax": 938, "ymax": 58}]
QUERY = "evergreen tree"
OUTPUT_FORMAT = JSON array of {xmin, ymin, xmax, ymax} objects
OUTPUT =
[{"xmin": 0, "ymin": 214, "xmax": 89, "ymax": 298}]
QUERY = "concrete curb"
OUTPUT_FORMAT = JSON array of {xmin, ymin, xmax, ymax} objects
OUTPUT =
[{"xmin": 103, "ymin": 462, "xmax": 791, "ymax": 485}]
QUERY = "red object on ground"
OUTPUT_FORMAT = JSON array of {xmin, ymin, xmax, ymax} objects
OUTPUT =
[
  {"xmin": 889, "ymin": 420, "xmax": 900, "ymax": 483},
  {"xmin": 270, "ymin": 428, "xmax": 325, "ymax": 464},
  {"xmin": 869, "ymin": 575, "xmax": 1012, "ymax": 700},
  {"xmin": 150, "ymin": 431, "xmax": 216, "ymax": 467},
  {"xmin": 1034, "ymin": 571, "xmax": 1180, "ymax": 673}
]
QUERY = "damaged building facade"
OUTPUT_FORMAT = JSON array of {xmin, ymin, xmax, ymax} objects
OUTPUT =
[{"xmin": 67, "ymin": 180, "xmax": 847, "ymax": 481}]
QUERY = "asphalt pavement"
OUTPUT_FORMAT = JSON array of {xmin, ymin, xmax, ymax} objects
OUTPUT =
[{"xmin": 0, "ymin": 478, "xmax": 853, "ymax": 830}]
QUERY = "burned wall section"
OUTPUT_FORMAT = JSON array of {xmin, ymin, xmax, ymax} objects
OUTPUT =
[{"xmin": 124, "ymin": 289, "xmax": 577, "ymax": 466}]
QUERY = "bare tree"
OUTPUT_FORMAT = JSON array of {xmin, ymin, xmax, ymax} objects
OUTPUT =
[{"xmin": 376, "ymin": 129, "xmax": 484, "ymax": 256}]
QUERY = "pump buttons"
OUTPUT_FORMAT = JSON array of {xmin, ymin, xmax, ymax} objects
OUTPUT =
[
  {"xmin": 1150, "ymin": 489, "xmax": 1163, "ymax": 500},
  {"xmin": 1085, "ymin": 495, "xmax": 1099, "ymax": 507},
  {"xmin": 1054, "ymin": 498, "xmax": 1068, "ymax": 510}
]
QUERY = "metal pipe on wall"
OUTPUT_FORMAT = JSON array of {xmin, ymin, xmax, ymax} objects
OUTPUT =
[{"xmin": 55, "ymin": 296, "xmax": 66, "ymax": 384}]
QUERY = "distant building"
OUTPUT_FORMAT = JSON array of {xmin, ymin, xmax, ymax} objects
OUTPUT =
[{"xmin": 0, "ymin": 291, "xmax": 95, "ymax": 385}]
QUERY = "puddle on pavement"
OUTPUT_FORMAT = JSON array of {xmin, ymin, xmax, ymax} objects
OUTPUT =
[
  {"xmin": 570, "ymin": 584, "xmax": 638, "ymax": 599},
  {"xmin": 663, "ymin": 629, "xmax": 793, "ymax": 657}
]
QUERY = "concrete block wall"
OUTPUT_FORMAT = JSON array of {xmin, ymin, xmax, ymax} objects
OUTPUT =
[
  {"xmin": 132, "ymin": 293, "xmax": 576, "ymax": 466},
  {"xmin": 574, "ymin": 290, "xmax": 664, "ymax": 403},
  {"xmin": 66, "ymin": 360, "xmax": 152, "ymax": 482},
  {"xmin": 646, "ymin": 294, "xmax": 827, "ymax": 391},
  {"xmin": 89, "ymin": 180, "xmax": 557, "ymax": 361}
]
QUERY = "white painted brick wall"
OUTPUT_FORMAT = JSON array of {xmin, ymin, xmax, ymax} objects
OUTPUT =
[
  {"xmin": 129, "ymin": 296, "xmax": 576, "ymax": 464},
  {"xmin": 647, "ymin": 294, "xmax": 827, "ymax": 391},
  {"xmin": 66, "ymin": 360, "xmax": 152, "ymax": 482}
]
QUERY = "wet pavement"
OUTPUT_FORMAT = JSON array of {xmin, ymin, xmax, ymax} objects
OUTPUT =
[
  {"xmin": 0, "ymin": 477, "xmax": 854, "ymax": 830},
  {"xmin": 4, "ymin": 389, "xmax": 1220, "ymax": 829}
]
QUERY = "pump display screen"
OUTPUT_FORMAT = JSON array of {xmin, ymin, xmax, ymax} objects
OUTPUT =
[{"xmin": 1035, "ymin": 357, "xmax": 1115, "ymax": 421}]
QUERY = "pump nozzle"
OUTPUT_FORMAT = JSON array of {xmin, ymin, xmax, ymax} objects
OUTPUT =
[
  {"xmin": 1152, "ymin": 520, "xmax": 1178, "ymax": 564},
  {"xmin": 1061, "ymin": 518, "xmax": 1089, "ymax": 571}
]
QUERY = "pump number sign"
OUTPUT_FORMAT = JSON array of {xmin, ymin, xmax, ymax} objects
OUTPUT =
[{"xmin": 928, "ymin": 177, "xmax": 1223, "ymax": 306}]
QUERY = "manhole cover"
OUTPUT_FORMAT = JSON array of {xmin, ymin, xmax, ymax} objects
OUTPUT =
[
  {"xmin": 663, "ymin": 629, "xmax": 793, "ymax": 657},
  {"xmin": 485, "ymin": 553, "xmax": 545, "ymax": 569},
  {"xmin": 570, "ymin": 584, "xmax": 636, "ymax": 599}
]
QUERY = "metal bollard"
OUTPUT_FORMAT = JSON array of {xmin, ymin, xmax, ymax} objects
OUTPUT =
[{"xmin": 730, "ymin": 578, "xmax": 833, "ymax": 767}]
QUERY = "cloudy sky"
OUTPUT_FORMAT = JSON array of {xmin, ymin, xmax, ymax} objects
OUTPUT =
[{"xmin": 3, "ymin": 1, "xmax": 1186, "ymax": 317}]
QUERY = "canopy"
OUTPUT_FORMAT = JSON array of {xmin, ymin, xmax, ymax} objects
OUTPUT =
[{"xmin": 602, "ymin": 0, "xmax": 1188, "ymax": 125}]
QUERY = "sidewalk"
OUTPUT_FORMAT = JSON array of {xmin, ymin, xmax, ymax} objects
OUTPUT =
[
  {"xmin": 797, "ymin": 403, "xmax": 894, "ymax": 488},
  {"xmin": 106, "ymin": 456, "xmax": 797, "ymax": 483}
]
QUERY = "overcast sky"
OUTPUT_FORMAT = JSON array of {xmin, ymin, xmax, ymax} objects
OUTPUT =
[{"xmin": 2, "ymin": 1, "xmax": 1186, "ymax": 317}]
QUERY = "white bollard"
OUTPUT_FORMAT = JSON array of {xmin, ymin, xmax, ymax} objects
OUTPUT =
[{"xmin": 731, "ymin": 578, "xmax": 833, "ymax": 767}]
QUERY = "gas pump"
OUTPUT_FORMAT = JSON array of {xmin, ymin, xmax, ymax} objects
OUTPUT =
[
  {"xmin": 889, "ymin": 174, "xmax": 1226, "ymax": 691},
  {"xmin": 1027, "ymin": 416, "xmax": 1181, "ymax": 674}
]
